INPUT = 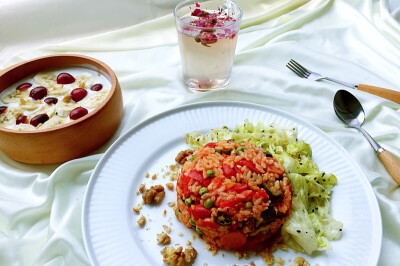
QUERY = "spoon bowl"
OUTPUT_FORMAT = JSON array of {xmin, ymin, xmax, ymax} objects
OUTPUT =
[
  {"xmin": 333, "ymin": 90, "xmax": 400, "ymax": 185},
  {"xmin": 333, "ymin": 90, "xmax": 365, "ymax": 128}
]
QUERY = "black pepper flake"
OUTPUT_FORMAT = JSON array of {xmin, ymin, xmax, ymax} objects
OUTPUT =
[
  {"xmin": 322, "ymin": 172, "xmax": 325, "ymax": 177},
  {"xmin": 339, "ymin": 229, "xmax": 342, "ymax": 231},
  {"xmin": 323, "ymin": 179, "xmax": 326, "ymax": 182},
  {"xmin": 297, "ymin": 230, "xmax": 301, "ymax": 233},
  {"xmin": 319, "ymin": 195, "xmax": 321, "ymax": 197},
  {"xmin": 314, "ymin": 177, "xmax": 317, "ymax": 180},
  {"xmin": 315, "ymin": 207, "xmax": 318, "ymax": 210}
]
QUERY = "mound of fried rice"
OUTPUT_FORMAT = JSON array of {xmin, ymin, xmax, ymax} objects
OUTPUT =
[{"xmin": 174, "ymin": 140, "xmax": 292, "ymax": 251}]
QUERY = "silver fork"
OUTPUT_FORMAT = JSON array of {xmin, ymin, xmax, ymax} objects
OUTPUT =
[
  {"xmin": 286, "ymin": 59, "xmax": 355, "ymax": 89},
  {"xmin": 285, "ymin": 59, "xmax": 400, "ymax": 104}
]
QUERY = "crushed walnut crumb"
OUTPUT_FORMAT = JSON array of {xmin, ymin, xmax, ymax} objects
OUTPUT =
[
  {"xmin": 178, "ymin": 232, "xmax": 183, "ymax": 236},
  {"xmin": 260, "ymin": 250, "xmax": 275, "ymax": 265},
  {"xmin": 186, "ymin": 240, "xmax": 191, "ymax": 246},
  {"xmin": 163, "ymin": 209, "xmax": 167, "ymax": 216},
  {"xmin": 138, "ymin": 183, "xmax": 146, "ymax": 193},
  {"xmin": 168, "ymin": 202, "xmax": 176, "ymax": 207},
  {"xmin": 166, "ymin": 182, "xmax": 174, "ymax": 190},
  {"xmin": 142, "ymin": 185, "xmax": 165, "ymax": 204},
  {"xmin": 276, "ymin": 257, "xmax": 284, "ymax": 266},
  {"xmin": 151, "ymin": 174, "xmax": 157, "ymax": 180},
  {"xmin": 292, "ymin": 257, "xmax": 310, "ymax": 266},
  {"xmin": 163, "ymin": 225, "xmax": 172, "ymax": 234},
  {"xmin": 157, "ymin": 232, "xmax": 171, "ymax": 245},
  {"xmin": 137, "ymin": 215, "xmax": 146, "ymax": 227},
  {"xmin": 132, "ymin": 203, "xmax": 142, "ymax": 214},
  {"xmin": 145, "ymin": 172, "xmax": 150, "ymax": 178},
  {"xmin": 161, "ymin": 245, "xmax": 197, "ymax": 266}
]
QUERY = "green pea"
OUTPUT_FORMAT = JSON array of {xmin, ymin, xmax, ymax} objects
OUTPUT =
[
  {"xmin": 207, "ymin": 169, "xmax": 215, "ymax": 177},
  {"xmin": 245, "ymin": 202, "xmax": 253, "ymax": 209},
  {"xmin": 196, "ymin": 227, "xmax": 203, "ymax": 235},
  {"xmin": 199, "ymin": 187, "xmax": 208, "ymax": 196},
  {"xmin": 185, "ymin": 197, "xmax": 192, "ymax": 206},
  {"xmin": 189, "ymin": 218, "xmax": 196, "ymax": 226},
  {"xmin": 204, "ymin": 198, "xmax": 213, "ymax": 209},
  {"xmin": 191, "ymin": 155, "xmax": 196, "ymax": 161},
  {"xmin": 237, "ymin": 146, "xmax": 246, "ymax": 152}
]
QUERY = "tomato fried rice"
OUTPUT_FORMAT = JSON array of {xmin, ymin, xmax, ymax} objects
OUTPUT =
[{"xmin": 174, "ymin": 140, "xmax": 292, "ymax": 251}]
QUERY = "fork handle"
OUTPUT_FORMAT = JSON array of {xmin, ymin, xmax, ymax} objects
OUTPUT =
[{"xmin": 356, "ymin": 84, "xmax": 400, "ymax": 104}]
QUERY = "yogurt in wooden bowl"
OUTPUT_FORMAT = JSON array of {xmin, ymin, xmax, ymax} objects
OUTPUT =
[{"xmin": 0, "ymin": 54, "xmax": 123, "ymax": 164}]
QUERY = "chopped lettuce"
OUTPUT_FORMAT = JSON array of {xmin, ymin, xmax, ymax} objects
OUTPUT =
[{"xmin": 185, "ymin": 119, "xmax": 343, "ymax": 255}]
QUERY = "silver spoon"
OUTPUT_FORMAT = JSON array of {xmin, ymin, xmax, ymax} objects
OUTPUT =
[{"xmin": 333, "ymin": 90, "xmax": 400, "ymax": 185}]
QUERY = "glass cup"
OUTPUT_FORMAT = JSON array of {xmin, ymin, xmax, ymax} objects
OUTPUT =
[{"xmin": 174, "ymin": 0, "xmax": 242, "ymax": 92}]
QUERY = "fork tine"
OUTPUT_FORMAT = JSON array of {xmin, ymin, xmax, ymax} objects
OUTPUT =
[
  {"xmin": 289, "ymin": 59, "xmax": 310, "ymax": 75},
  {"xmin": 286, "ymin": 61, "xmax": 308, "ymax": 78}
]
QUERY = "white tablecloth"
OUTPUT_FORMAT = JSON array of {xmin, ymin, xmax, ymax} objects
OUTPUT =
[{"xmin": 0, "ymin": 0, "xmax": 399, "ymax": 265}]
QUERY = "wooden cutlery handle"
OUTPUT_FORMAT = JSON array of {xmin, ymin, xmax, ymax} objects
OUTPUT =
[
  {"xmin": 357, "ymin": 84, "xmax": 400, "ymax": 104},
  {"xmin": 378, "ymin": 150, "xmax": 400, "ymax": 185}
]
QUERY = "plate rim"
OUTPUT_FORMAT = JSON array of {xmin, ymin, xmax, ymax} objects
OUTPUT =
[{"xmin": 82, "ymin": 100, "xmax": 382, "ymax": 266}]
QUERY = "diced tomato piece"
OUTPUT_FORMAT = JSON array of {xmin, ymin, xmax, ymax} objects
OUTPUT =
[
  {"xmin": 222, "ymin": 164, "xmax": 236, "ymax": 178},
  {"xmin": 204, "ymin": 142, "xmax": 217, "ymax": 148},
  {"xmin": 255, "ymin": 189, "xmax": 269, "ymax": 200},
  {"xmin": 219, "ymin": 190, "xmax": 254, "ymax": 207},
  {"xmin": 188, "ymin": 169, "xmax": 211, "ymax": 187},
  {"xmin": 220, "ymin": 231, "xmax": 247, "ymax": 250},
  {"xmin": 235, "ymin": 160, "xmax": 262, "ymax": 174},
  {"xmin": 178, "ymin": 171, "xmax": 191, "ymax": 197},
  {"xmin": 190, "ymin": 204, "xmax": 212, "ymax": 220},
  {"xmin": 199, "ymin": 220, "xmax": 218, "ymax": 230},
  {"xmin": 228, "ymin": 184, "xmax": 248, "ymax": 193}
]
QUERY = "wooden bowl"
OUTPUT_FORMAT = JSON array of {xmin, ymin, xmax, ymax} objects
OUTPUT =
[{"xmin": 0, "ymin": 54, "xmax": 123, "ymax": 164}]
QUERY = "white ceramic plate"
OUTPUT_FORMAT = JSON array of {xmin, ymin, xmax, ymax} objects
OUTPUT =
[{"xmin": 82, "ymin": 101, "xmax": 382, "ymax": 266}]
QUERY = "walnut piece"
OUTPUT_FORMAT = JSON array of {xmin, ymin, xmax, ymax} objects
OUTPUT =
[
  {"xmin": 175, "ymin": 149, "xmax": 194, "ymax": 164},
  {"xmin": 137, "ymin": 215, "xmax": 146, "ymax": 227},
  {"xmin": 161, "ymin": 245, "xmax": 197, "ymax": 266},
  {"xmin": 166, "ymin": 182, "xmax": 174, "ymax": 190},
  {"xmin": 157, "ymin": 232, "xmax": 171, "ymax": 245},
  {"xmin": 142, "ymin": 185, "xmax": 165, "ymax": 204}
]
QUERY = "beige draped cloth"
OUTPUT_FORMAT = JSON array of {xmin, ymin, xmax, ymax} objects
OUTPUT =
[{"xmin": 0, "ymin": 0, "xmax": 399, "ymax": 265}]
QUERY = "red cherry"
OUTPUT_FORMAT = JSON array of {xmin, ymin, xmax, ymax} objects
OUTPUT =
[
  {"xmin": 16, "ymin": 115, "xmax": 28, "ymax": 125},
  {"xmin": 71, "ymin": 88, "xmax": 87, "ymax": 102},
  {"xmin": 57, "ymin": 73, "xmax": 75, "ymax": 84},
  {"xmin": 30, "ymin": 86, "xmax": 48, "ymax": 100},
  {"xmin": 16, "ymin": 83, "xmax": 32, "ymax": 91},
  {"xmin": 0, "ymin": 106, "xmax": 7, "ymax": 114},
  {"xmin": 44, "ymin": 97, "xmax": 58, "ymax": 105},
  {"xmin": 30, "ymin": 113, "xmax": 49, "ymax": 127},
  {"xmin": 90, "ymin": 84, "xmax": 103, "ymax": 91},
  {"xmin": 69, "ymin": 107, "xmax": 88, "ymax": 120}
]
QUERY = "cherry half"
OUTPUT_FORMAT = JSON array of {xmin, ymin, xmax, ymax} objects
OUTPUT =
[
  {"xmin": 90, "ymin": 84, "xmax": 103, "ymax": 91},
  {"xmin": 0, "ymin": 106, "xmax": 7, "ymax": 114},
  {"xmin": 30, "ymin": 86, "xmax": 48, "ymax": 100},
  {"xmin": 69, "ymin": 107, "xmax": 88, "ymax": 120},
  {"xmin": 16, "ymin": 83, "xmax": 32, "ymax": 91},
  {"xmin": 16, "ymin": 115, "xmax": 28, "ymax": 125},
  {"xmin": 71, "ymin": 88, "xmax": 87, "ymax": 102},
  {"xmin": 30, "ymin": 113, "xmax": 49, "ymax": 127},
  {"xmin": 57, "ymin": 73, "xmax": 75, "ymax": 84},
  {"xmin": 44, "ymin": 97, "xmax": 58, "ymax": 105}
]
